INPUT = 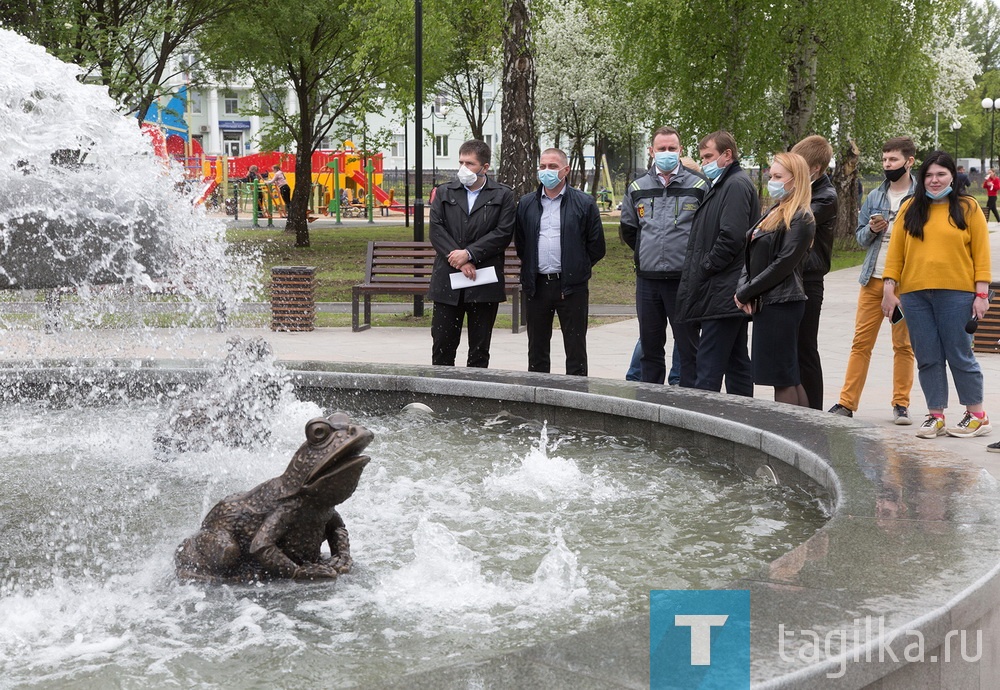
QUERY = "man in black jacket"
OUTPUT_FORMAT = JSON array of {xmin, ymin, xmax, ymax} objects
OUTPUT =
[
  {"xmin": 790, "ymin": 135, "xmax": 839, "ymax": 410},
  {"xmin": 428, "ymin": 139, "xmax": 516, "ymax": 368},
  {"xmin": 677, "ymin": 131, "xmax": 760, "ymax": 395},
  {"xmin": 514, "ymin": 148, "xmax": 606, "ymax": 375}
]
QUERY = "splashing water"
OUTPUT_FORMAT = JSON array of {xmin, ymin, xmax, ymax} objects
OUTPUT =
[
  {"xmin": 0, "ymin": 28, "xmax": 258, "ymax": 321},
  {"xmin": 0, "ymin": 398, "xmax": 825, "ymax": 688}
]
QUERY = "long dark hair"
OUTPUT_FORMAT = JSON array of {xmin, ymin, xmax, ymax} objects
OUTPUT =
[{"xmin": 902, "ymin": 150, "xmax": 970, "ymax": 240}]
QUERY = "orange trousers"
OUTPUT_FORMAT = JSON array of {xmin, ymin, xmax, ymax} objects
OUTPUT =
[{"xmin": 837, "ymin": 278, "xmax": 914, "ymax": 411}]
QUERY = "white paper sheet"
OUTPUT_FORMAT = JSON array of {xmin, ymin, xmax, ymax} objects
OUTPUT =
[{"xmin": 449, "ymin": 265, "xmax": 498, "ymax": 290}]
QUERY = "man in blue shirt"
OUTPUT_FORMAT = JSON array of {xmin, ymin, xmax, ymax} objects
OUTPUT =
[{"xmin": 514, "ymin": 148, "xmax": 606, "ymax": 375}]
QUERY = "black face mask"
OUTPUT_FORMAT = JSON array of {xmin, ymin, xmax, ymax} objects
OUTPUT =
[{"xmin": 884, "ymin": 165, "xmax": 908, "ymax": 183}]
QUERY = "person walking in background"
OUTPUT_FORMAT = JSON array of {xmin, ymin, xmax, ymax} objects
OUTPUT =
[
  {"xmin": 955, "ymin": 165, "xmax": 971, "ymax": 196},
  {"xmin": 790, "ymin": 135, "xmax": 839, "ymax": 410},
  {"xmin": 514, "ymin": 148, "xmax": 606, "ymax": 375},
  {"xmin": 246, "ymin": 164, "xmax": 266, "ymax": 217},
  {"xmin": 734, "ymin": 152, "xmax": 816, "ymax": 406},
  {"xmin": 270, "ymin": 164, "xmax": 291, "ymax": 217},
  {"xmin": 428, "ymin": 139, "xmax": 516, "ymax": 368},
  {"xmin": 620, "ymin": 126, "xmax": 708, "ymax": 385},
  {"xmin": 983, "ymin": 169, "xmax": 1000, "ymax": 222},
  {"xmin": 881, "ymin": 151, "xmax": 992, "ymax": 439},
  {"xmin": 828, "ymin": 137, "xmax": 916, "ymax": 423},
  {"xmin": 676, "ymin": 131, "xmax": 759, "ymax": 396}
]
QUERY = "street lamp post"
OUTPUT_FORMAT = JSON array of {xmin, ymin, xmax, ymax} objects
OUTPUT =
[
  {"xmin": 413, "ymin": 0, "xmax": 424, "ymax": 317},
  {"xmin": 951, "ymin": 121, "xmax": 961, "ymax": 161},
  {"xmin": 429, "ymin": 101, "xmax": 450, "ymax": 188},
  {"xmin": 982, "ymin": 98, "xmax": 1000, "ymax": 169}
]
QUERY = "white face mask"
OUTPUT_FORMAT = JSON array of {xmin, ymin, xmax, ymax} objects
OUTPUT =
[{"xmin": 457, "ymin": 164, "xmax": 480, "ymax": 187}]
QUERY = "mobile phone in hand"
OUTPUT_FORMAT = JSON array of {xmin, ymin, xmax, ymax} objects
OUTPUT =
[{"xmin": 891, "ymin": 305, "xmax": 904, "ymax": 324}]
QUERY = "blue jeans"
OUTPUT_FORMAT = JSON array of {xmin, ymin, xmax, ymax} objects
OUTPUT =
[
  {"xmin": 627, "ymin": 340, "xmax": 681, "ymax": 384},
  {"xmin": 898, "ymin": 290, "xmax": 984, "ymax": 410}
]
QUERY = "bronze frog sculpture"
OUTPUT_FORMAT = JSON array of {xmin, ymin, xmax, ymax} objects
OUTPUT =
[{"xmin": 175, "ymin": 412, "xmax": 373, "ymax": 583}]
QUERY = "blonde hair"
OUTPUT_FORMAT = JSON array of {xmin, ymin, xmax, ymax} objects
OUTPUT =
[{"xmin": 760, "ymin": 152, "xmax": 813, "ymax": 232}]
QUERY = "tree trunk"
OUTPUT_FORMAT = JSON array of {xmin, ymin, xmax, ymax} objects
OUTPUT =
[
  {"xmin": 500, "ymin": 0, "xmax": 538, "ymax": 197},
  {"xmin": 591, "ymin": 134, "xmax": 604, "ymax": 197},
  {"xmin": 782, "ymin": 27, "xmax": 819, "ymax": 149},
  {"xmin": 831, "ymin": 138, "xmax": 860, "ymax": 242},
  {"xmin": 288, "ymin": 104, "xmax": 314, "ymax": 247}
]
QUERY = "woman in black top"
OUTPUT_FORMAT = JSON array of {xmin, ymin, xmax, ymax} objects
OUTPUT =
[{"xmin": 735, "ymin": 152, "xmax": 816, "ymax": 406}]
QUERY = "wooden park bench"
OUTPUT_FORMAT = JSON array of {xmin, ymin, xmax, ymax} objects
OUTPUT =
[{"xmin": 352, "ymin": 241, "xmax": 524, "ymax": 333}]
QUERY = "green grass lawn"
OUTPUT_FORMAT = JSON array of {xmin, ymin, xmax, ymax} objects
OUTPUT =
[{"xmin": 232, "ymin": 223, "xmax": 865, "ymax": 307}]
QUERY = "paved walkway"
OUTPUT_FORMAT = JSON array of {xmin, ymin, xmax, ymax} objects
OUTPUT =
[{"xmin": 3, "ymin": 222, "xmax": 1000, "ymax": 477}]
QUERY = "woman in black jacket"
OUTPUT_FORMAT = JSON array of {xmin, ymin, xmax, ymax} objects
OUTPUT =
[{"xmin": 735, "ymin": 152, "xmax": 816, "ymax": 406}]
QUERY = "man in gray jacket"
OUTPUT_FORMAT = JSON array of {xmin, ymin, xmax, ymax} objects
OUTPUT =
[
  {"xmin": 620, "ymin": 126, "xmax": 708, "ymax": 385},
  {"xmin": 676, "ymin": 131, "xmax": 759, "ymax": 395}
]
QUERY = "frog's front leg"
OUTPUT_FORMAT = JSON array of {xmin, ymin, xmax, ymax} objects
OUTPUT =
[
  {"xmin": 250, "ymin": 509, "xmax": 339, "ymax": 580},
  {"xmin": 325, "ymin": 510, "xmax": 353, "ymax": 574}
]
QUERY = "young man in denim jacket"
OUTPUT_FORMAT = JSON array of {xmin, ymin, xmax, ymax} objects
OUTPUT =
[{"xmin": 828, "ymin": 137, "xmax": 916, "ymax": 424}]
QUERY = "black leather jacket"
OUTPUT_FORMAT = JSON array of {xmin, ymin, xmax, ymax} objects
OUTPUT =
[
  {"xmin": 514, "ymin": 184, "xmax": 606, "ymax": 298},
  {"xmin": 802, "ymin": 175, "xmax": 839, "ymax": 282},
  {"xmin": 735, "ymin": 208, "xmax": 816, "ymax": 308}
]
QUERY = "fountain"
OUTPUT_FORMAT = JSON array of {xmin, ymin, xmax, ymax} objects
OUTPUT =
[{"xmin": 4, "ymin": 27, "xmax": 1000, "ymax": 690}]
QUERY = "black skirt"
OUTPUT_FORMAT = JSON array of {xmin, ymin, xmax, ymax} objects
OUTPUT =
[{"xmin": 751, "ymin": 301, "xmax": 805, "ymax": 387}]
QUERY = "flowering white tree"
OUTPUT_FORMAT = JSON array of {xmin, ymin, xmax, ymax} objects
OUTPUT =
[{"xmin": 535, "ymin": 0, "xmax": 641, "ymax": 189}]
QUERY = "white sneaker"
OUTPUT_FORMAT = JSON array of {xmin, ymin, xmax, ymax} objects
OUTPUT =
[
  {"xmin": 946, "ymin": 411, "xmax": 992, "ymax": 438},
  {"xmin": 916, "ymin": 415, "xmax": 946, "ymax": 439}
]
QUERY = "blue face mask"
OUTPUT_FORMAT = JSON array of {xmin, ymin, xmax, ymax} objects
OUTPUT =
[
  {"xmin": 654, "ymin": 151, "xmax": 679, "ymax": 173},
  {"xmin": 926, "ymin": 185, "xmax": 952, "ymax": 200},
  {"xmin": 702, "ymin": 160, "xmax": 725, "ymax": 180},
  {"xmin": 767, "ymin": 179, "xmax": 789, "ymax": 199},
  {"xmin": 537, "ymin": 169, "xmax": 562, "ymax": 189}
]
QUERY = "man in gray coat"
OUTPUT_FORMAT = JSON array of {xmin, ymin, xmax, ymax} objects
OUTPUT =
[
  {"xmin": 428, "ymin": 139, "xmax": 516, "ymax": 368},
  {"xmin": 677, "ymin": 131, "xmax": 759, "ymax": 395}
]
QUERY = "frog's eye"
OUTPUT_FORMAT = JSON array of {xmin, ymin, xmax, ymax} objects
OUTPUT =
[{"xmin": 305, "ymin": 419, "xmax": 333, "ymax": 445}]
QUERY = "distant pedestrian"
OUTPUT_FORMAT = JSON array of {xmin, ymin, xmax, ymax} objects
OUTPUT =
[
  {"xmin": 983, "ymin": 169, "xmax": 1000, "ymax": 221},
  {"xmin": 956, "ymin": 165, "xmax": 971, "ymax": 195},
  {"xmin": 270, "ymin": 164, "xmax": 291, "ymax": 216}
]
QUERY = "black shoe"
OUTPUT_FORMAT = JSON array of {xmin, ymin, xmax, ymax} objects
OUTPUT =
[
  {"xmin": 987, "ymin": 441, "xmax": 1000, "ymax": 453},
  {"xmin": 828, "ymin": 403, "xmax": 853, "ymax": 418}
]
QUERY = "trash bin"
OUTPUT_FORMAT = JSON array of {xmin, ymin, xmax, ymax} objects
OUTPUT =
[{"xmin": 271, "ymin": 266, "xmax": 316, "ymax": 332}]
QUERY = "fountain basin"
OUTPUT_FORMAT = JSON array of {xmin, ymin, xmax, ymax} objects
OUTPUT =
[{"xmin": 2, "ymin": 360, "xmax": 999, "ymax": 688}]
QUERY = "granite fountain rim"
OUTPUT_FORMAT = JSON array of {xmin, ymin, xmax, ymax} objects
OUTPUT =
[{"xmin": 2, "ymin": 357, "xmax": 998, "ymax": 689}]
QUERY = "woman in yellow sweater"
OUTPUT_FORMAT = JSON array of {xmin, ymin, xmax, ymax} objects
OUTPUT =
[{"xmin": 881, "ymin": 151, "xmax": 992, "ymax": 439}]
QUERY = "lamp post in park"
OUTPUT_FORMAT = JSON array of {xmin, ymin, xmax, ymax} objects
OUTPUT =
[
  {"xmin": 413, "ymin": 0, "xmax": 425, "ymax": 317},
  {"xmin": 982, "ymin": 98, "xmax": 1000, "ymax": 169},
  {"xmin": 952, "ymin": 121, "xmax": 961, "ymax": 160},
  {"xmin": 429, "ymin": 101, "xmax": 450, "ymax": 188}
]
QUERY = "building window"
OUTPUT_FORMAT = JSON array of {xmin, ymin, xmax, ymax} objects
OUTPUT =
[
  {"xmin": 390, "ymin": 135, "xmax": 404, "ymax": 158},
  {"xmin": 224, "ymin": 94, "xmax": 239, "ymax": 115},
  {"xmin": 484, "ymin": 135, "xmax": 492, "ymax": 149},
  {"xmin": 261, "ymin": 91, "xmax": 283, "ymax": 116},
  {"xmin": 189, "ymin": 90, "xmax": 202, "ymax": 114},
  {"xmin": 435, "ymin": 135, "xmax": 448, "ymax": 158}
]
